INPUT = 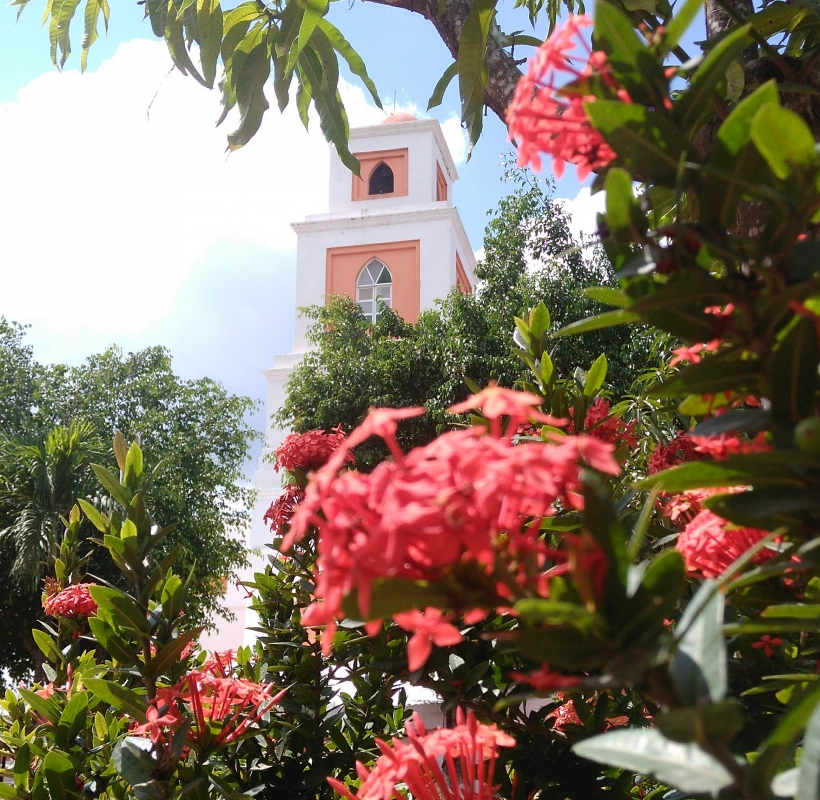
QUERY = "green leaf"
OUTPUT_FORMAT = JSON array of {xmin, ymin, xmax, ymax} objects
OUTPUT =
[
  {"xmin": 78, "ymin": 498, "xmax": 109, "ymax": 533},
  {"xmin": 341, "ymin": 578, "xmax": 449, "ymax": 620},
  {"xmin": 554, "ymin": 309, "xmax": 641, "ymax": 337},
  {"xmin": 146, "ymin": 627, "xmax": 203, "ymax": 678},
  {"xmin": 705, "ymin": 486, "xmax": 820, "ymax": 528},
  {"xmin": 13, "ymin": 743, "xmax": 31, "ymax": 792},
  {"xmin": 650, "ymin": 357, "xmax": 762, "ymax": 397},
  {"xmin": 88, "ymin": 617, "xmax": 137, "ymax": 666},
  {"xmin": 573, "ymin": 729, "xmax": 733, "ymax": 793},
  {"xmin": 752, "ymin": 104, "xmax": 818, "ymax": 180},
  {"xmin": 584, "ymin": 101, "xmax": 692, "ymax": 185},
  {"xmin": 42, "ymin": 751, "xmax": 75, "ymax": 800},
  {"xmin": 113, "ymin": 737, "xmax": 156, "ymax": 788},
  {"xmin": 48, "ymin": 0, "xmax": 83, "ymax": 68},
  {"xmin": 663, "ymin": 0, "xmax": 704, "ymax": 53},
  {"xmin": 427, "ymin": 61, "xmax": 458, "ymax": 110},
  {"xmin": 752, "ymin": 683, "xmax": 820, "ymax": 785},
  {"xmin": 164, "ymin": 3, "xmax": 206, "ymax": 85},
  {"xmin": 638, "ymin": 457, "xmax": 804, "ymax": 492},
  {"xmin": 227, "ymin": 25, "xmax": 271, "ymax": 150},
  {"xmin": 18, "ymin": 687, "xmax": 60, "ymax": 725},
  {"xmin": 594, "ymin": 1, "xmax": 666, "ymax": 105},
  {"xmin": 457, "ymin": 0, "xmax": 495, "ymax": 158},
  {"xmin": 673, "ymin": 24, "xmax": 751, "ymax": 135},
  {"xmin": 583, "ymin": 286, "xmax": 633, "ymax": 307},
  {"xmin": 584, "ymin": 353, "xmax": 608, "ymax": 397},
  {"xmin": 32, "ymin": 629, "xmax": 63, "ymax": 665},
  {"xmin": 286, "ymin": 0, "xmax": 328, "ymax": 73},
  {"xmin": 317, "ymin": 20, "xmax": 380, "ymax": 108},
  {"xmin": 85, "ymin": 679, "xmax": 147, "ymax": 723},
  {"xmin": 80, "ymin": 0, "xmax": 105, "ymax": 71},
  {"xmin": 196, "ymin": 0, "xmax": 222, "ymax": 87},
  {"xmin": 604, "ymin": 167, "xmax": 647, "ymax": 242},
  {"xmin": 671, "ymin": 581, "xmax": 726, "ymax": 705},
  {"xmin": 770, "ymin": 315, "xmax": 820, "ymax": 424},
  {"xmin": 90, "ymin": 586, "xmax": 151, "ymax": 636},
  {"xmin": 655, "ymin": 699, "xmax": 742, "ymax": 744},
  {"xmin": 55, "ymin": 691, "xmax": 89, "ymax": 750},
  {"xmin": 797, "ymin": 690, "xmax": 820, "ymax": 800},
  {"xmin": 92, "ymin": 464, "xmax": 132, "ymax": 508}
]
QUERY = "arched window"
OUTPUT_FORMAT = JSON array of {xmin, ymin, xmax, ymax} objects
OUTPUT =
[
  {"xmin": 368, "ymin": 162, "xmax": 394, "ymax": 195},
  {"xmin": 357, "ymin": 260, "xmax": 392, "ymax": 322}
]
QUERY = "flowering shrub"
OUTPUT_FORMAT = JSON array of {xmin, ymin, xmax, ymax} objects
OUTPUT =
[{"xmin": 274, "ymin": 425, "xmax": 353, "ymax": 474}]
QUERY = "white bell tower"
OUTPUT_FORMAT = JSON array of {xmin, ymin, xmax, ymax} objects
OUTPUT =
[{"xmin": 204, "ymin": 114, "xmax": 476, "ymax": 651}]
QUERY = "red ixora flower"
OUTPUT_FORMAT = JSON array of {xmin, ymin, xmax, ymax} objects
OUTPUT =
[
  {"xmin": 569, "ymin": 397, "xmax": 637, "ymax": 449},
  {"xmin": 42, "ymin": 583, "xmax": 98, "ymax": 619},
  {"xmin": 752, "ymin": 634, "xmax": 783, "ymax": 658},
  {"xmin": 274, "ymin": 425, "xmax": 354, "ymax": 474},
  {"xmin": 648, "ymin": 432, "xmax": 703, "ymax": 475},
  {"xmin": 676, "ymin": 509, "xmax": 776, "ymax": 578},
  {"xmin": 507, "ymin": 15, "xmax": 625, "ymax": 180},
  {"xmin": 328, "ymin": 709, "xmax": 515, "ymax": 800},
  {"xmin": 289, "ymin": 395, "xmax": 620, "ymax": 655},
  {"xmin": 264, "ymin": 484, "xmax": 305, "ymax": 535},
  {"xmin": 509, "ymin": 665, "xmax": 583, "ymax": 692},
  {"xmin": 689, "ymin": 432, "xmax": 770, "ymax": 461},
  {"xmin": 392, "ymin": 608, "xmax": 464, "ymax": 672}
]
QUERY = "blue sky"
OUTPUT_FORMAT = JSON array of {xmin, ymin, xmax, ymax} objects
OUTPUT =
[{"xmin": 0, "ymin": 3, "xmax": 602, "ymax": 473}]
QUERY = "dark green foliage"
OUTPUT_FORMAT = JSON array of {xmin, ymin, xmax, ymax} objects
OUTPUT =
[{"xmin": 0, "ymin": 328, "xmax": 259, "ymax": 679}]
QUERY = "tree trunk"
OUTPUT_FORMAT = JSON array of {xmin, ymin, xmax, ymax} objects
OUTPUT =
[{"xmin": 362, "ymin": 0, "xmax": 522, "ymax": 121}]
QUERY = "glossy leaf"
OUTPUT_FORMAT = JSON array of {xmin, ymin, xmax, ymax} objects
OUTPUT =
[
  {"xmin": 457, "ymin": 0, "xmax": 495, "ymax": 157},
  {"xmin": 427, "ymin": 61, "xmax": 458, "ymax": 110},
  {"xmin": 752, "ymin": 104, "xmax": 818, "ymax": 181},
  {"xmin": 42, "ymin": 751, "xmax": 75, "ymax": 800},
  {"xmin": 770, "ymin": 315, "xmax": 820, "ymax": 424},
  {"xmin": 573, "ymin": 728, "xmax": 734, "ymax": 793}
]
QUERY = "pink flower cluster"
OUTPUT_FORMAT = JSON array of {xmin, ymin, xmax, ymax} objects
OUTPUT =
[
  {"xmin": 676, "ymin": 509, "xmax": 775, "ymax": 578},
  {"xmin": 264, "ymin": 484, "xmax": 305, "ymax": 535},
  {"xmin": 133, "ymin": 669, "xmax": 285, "ymax": 753},
  {"xmin": 274, "ymin": 425, "xmax": 353, "ymax": 474},
  {"xmin": 43, "ymin": 583, "xmax": 98, "ymax": 619},
  {"xmin": 648, "ymin": 433, "xmax": 702, "ymax": 475},
  {"xmin": 288, "ymin": 388, "xmax": 620, "ymax": 660},
  {"xmin": 573, "ymin": 397, "xmax": 637, "ymax": 448},
  {"xmin": 328, "ymin": 709, "xmax": 515, "ymax": 800},
  {"xmin": 507, "ymin": 16, "xmax": 622, "ymax": 180}
]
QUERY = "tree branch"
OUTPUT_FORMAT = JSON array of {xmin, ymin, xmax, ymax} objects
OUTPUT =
[{"xmin": 361, "ymin": 0, "xmax": 523, "ymax": 122}]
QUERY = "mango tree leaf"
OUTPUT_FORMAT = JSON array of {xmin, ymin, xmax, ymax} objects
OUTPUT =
[
  {"xmin": 457, "ymin": 0, "xmax": 495, "ymax": 157},
  {"xmin": 427, "ymin": 61, "xmax": 458, "ymax": 110},
  {"xmin": 317, "ymin": 19, "xmax": 380, "ymax": 108},
  {"xmin": 286, "ymin": 0, "xmax": 328, "ymax": 72},
  {"xmin": 196, "ymin": 0, "xmax": 222, "ymax": 87},
  {"xmin": 80, "ymin": 0, "xmax": 107, "ymax": 71},
  {"xmin": 227, "ymin": 25, "xmax": 271, "ymax": 150},
  {"xmin": 573, "ymin": 728, "xmax": 734, "ymax": 793},
  {"xmin": 48, "ymin": 0, "xmax": 83, "ymax": 67},
  {"xmin": 650, "ymin": 357, "xmax": 763, "ymax": 397},
  {"xmin": 164, "ymin": 3, "xmax": 206, "ymax": 85},
  {"xmin": 671, "ymin": 580, "xmax": 726, "ymax": 705}
]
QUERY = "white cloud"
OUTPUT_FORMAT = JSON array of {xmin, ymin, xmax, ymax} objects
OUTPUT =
[
  {"xmin": 439, "ymin": 115, "xmax": 468, "ymax": 166},
  {"xmin": 558, "ymin": 186, "xmax": 606, "ymax": 243},
  {"xmin": 0, "ymin": 39, "xmax": 453, "ymax": 360}
]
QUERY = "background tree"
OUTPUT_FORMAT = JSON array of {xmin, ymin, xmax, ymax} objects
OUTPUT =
[
  {"xmin": 0, "ymin": 324, "xmax": 259, "ymax": 679},
  {"xmin": 278, "ymin": 168, "xmax": 662, "ymax": 467}
]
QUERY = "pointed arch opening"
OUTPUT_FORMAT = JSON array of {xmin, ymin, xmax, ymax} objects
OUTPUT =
[
  {"xmin": 357, "ymin": 259, "xmax": 393, "ymax": 321},
  {"xmin": 368, "ymin": 162, "xmax": 394, "ymax": 195}
]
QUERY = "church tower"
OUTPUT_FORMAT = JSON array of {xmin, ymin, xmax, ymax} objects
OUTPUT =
[{"xmin": 205, "ymin": 114, "xmax": 476, "ymax": 651}]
